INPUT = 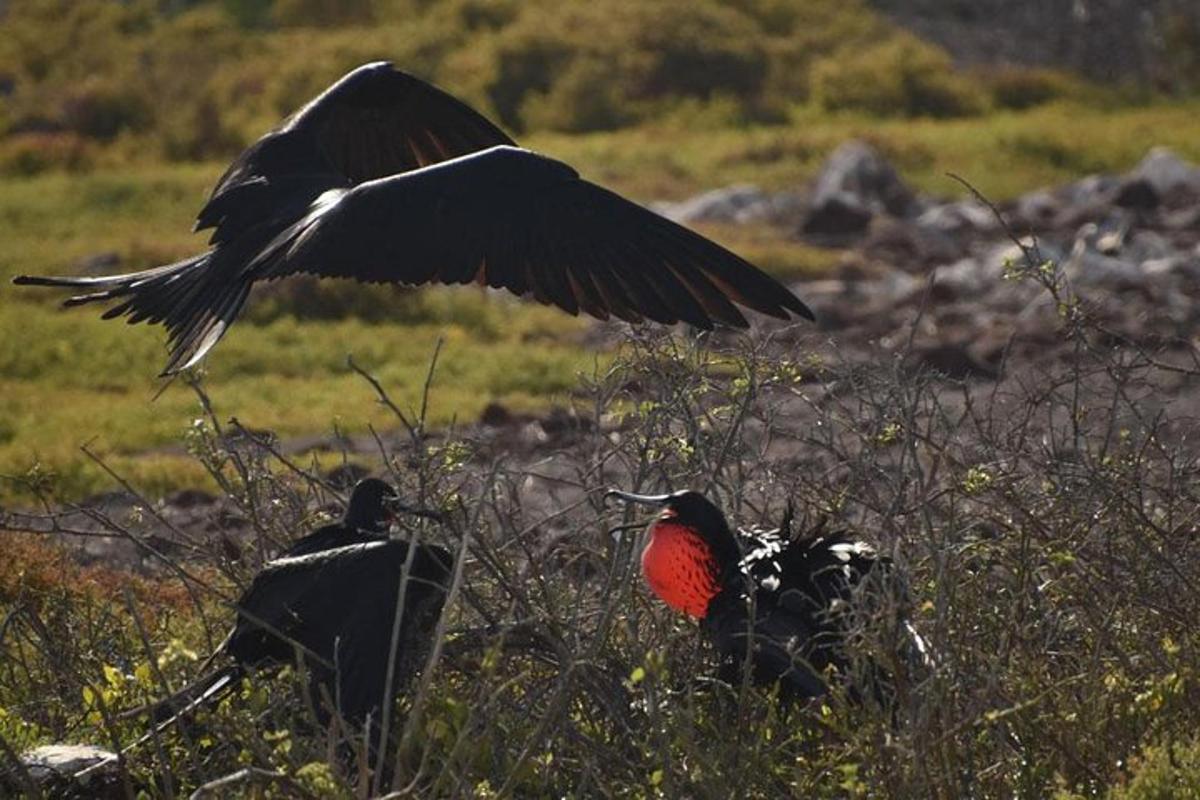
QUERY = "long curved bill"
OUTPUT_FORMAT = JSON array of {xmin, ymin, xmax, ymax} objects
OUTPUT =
[{"xmin": 604, "ymin": 489, "xmax": 672, "ymax": 507}]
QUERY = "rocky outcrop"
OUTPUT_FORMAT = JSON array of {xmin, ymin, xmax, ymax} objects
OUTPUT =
[
  {"xmin": 655, "ymin": 144, "xmax": 1200, "ymax": 383},
  {"xmin": 801, "ymin": 140, "xmax": 923, "ymax": 241},
  {"xmin": 3, "ymin": 745, "xmax": 123, "ymax": 799}
]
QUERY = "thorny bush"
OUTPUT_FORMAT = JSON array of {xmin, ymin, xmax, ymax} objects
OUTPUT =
[{"xmin": 2, "ymin": 245, "xmax": 1200, "ymax": 798}]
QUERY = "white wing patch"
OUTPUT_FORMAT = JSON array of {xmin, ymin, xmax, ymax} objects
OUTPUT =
[{"xmin": 736, "ymin": 527, "xmax": 787, "ymax": 594}]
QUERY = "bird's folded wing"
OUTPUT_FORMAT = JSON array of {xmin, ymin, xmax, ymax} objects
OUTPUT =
[{"xmin": 249, "ymin": 147, "xmax": 814, "ymax": 329}]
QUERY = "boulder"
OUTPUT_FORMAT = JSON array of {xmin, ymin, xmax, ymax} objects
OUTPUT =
[
  {"xmin": 1009, "ymin": 188, "xmax": 1059, "ymax": 231},
  {"xmin": 801, "ymin": 140, "xmax": 920, "ymax": 238},
  {"xmin": 655, "ymin": 184, "xmax": 775, "ymax": 225},
  {"xmin": 4, "ymin": 744, "xmax": 123, "ymax": 799},
  {"xmin": 480, "ymin": 401, "xmax": 516, "ymax": 428},
  {"xmin": 861, "ymin": 216, "xmax": 966, "ymax": 271},
  {"xmin": 1131, "ymin": 147, "xmax": 1200, "ymax": 202},
  {"xmin": 1112, "ymin": 178, "xmax": 1159, "ymax": 211},
  {"xmin": 916, "ymin": 200, "xmax": 998, "ymax": 237}
]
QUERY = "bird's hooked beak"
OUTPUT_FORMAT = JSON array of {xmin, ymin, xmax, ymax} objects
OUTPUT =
[
  {"xmin": 604, "ymin": 489, "xmax": 675, "ymax": 542},
  {"xmin": 604, "ymin": 489, "xmax": 672, "ymax": 507}
]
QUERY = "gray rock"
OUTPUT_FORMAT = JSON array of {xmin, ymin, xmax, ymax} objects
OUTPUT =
[
  {"xmin": 1143, "ymin": 254, "xmax": 1200, "ymax": 282},
  {"xmin": 1132, "ymin": 147, "xmax": 1200, "ymax": 200},
  {"xmin": 935, "ymin": 257, "xmax": 999, "ymax": 298},
  {"xmin": 801, "ymin": 140, "xmax": 919, "ymax": 237},
  {"xmin": 1011, "ymin": 189, "xmax": 1059, "ymax": 230},
  {"xmin": 1063, "ymin": 226, "xmax": 1144, "ymax": 287},
  {"xmin": 1123, "ymin": 230, "xmax": 1174, "ymax": 264},
  {"xmin": 655, "ymin": 184, "xmax": 774, "ymax": 225},
  {"xmin": 1112, "ymin": 177, "xmax": 1159, "ymax": 211},
  {"xmin": 801, "ymin": 194, "xmax": 874, "ymax": 237},
  {"xmin": 1162, "ymin": 205, "xmax": 1200, "ymax": 233},
  {"xmin": 873, "ymin": 269, "xmax": 923, "ymax": 303},
  {"xmin": 862, "ymin": 216, "xmax": 966, "ymax": 270},
  {"xmin": 5, "ymin": 744, "xmax": 122, "ymax": 799},
  {"xmin": 916, "ymin": 200, "xmax": 998, "ymax": 237},
  {"xmin": 1058, "ymin": 174, "xmax": 1122, "ymax": 209}
]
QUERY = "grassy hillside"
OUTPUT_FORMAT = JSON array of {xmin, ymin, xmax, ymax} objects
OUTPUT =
[
  {"xmin": 0, "ymin": 0, "xmax": 1097, "ymax": 159},
  {"xmin": 2, "ymin": 3, "xmax": 1200, "ymax": 797},
  {"xmin": 4, "ymin": 99, "xmax": 1200, "ymax": 502},
  {"xmin": 0, "ymin": 7, "xmax": 1198, "ymax": 506}
]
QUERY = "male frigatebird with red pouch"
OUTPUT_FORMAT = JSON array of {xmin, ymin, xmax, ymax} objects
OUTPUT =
[{"xmin": 607, "ymin": 488, "xmax": 928, "ymax": 703}]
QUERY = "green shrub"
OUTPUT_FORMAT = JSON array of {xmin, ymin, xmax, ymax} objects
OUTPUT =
[
  {"xmin": 0, "ymin": 0, "xmax": 1065, "ymax": 146},
  {"xmin": 0, "ymin": 132, "xmax": 96, "ymax": 176},
  {"xmin": 59, "ymin": 75, "xmax": 152, "ymax": 141},
  {"xmin": 446, "ymin": 16, "xmax": 574, "ymax": 131},
  {"xmin": 810, "ymin": 33, "xmax": 988, "ymax": 118},
  {"xmin": 443, "ymin": 0, "xmax": 770, "ymax": 132},
  {"xmin": 271, "ymin": 0, "xmax": 376, "ymax": 28},
  {"xmin": 1159, "ymin": 9, "xmax": 1200, "ymax": 95},
  {"xmin": 519, "ymin": 56, "xmax": 632, "ymax": 133},
  {"xmin": 985, "ymin": 66, "xmax": 1082, "ymax": 110},
  {"xmin": 1111, "ymin": 737, "xmax": 1200, "ymax": 800}
]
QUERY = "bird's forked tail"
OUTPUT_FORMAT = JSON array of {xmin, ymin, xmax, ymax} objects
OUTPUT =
[{"xmin": 13, "ymin": 252, "xmax": 251, "ymax": 375}]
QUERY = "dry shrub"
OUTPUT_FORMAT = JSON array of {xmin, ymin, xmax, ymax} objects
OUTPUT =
[
  {"xmin": 810, "ymin": 32, "xmax": 989, "ymax": 118},
  {"xmin": 2, "ymin": 236, "xmax": 1199, "ymax": 796},
  {"xmin": 0, "ymin": 132, "xmax": 96, "ymax": 176}
]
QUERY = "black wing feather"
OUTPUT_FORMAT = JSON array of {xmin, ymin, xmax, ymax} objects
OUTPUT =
[{"xmin": 252, "ymin": 146, "xmax": 811, "ymax": 330}]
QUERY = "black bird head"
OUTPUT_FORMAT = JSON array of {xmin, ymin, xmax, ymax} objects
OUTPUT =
[
  {"xmin": 343, "ymin": 478, "xmax": 446, "ymax": 535},
  {"xmin": 343, "ymin": 478, "xmax": 401, "ymax": 533},
  {"xmin": 606, "ymin": 488, "xmax": 741, "ymax": 618}
]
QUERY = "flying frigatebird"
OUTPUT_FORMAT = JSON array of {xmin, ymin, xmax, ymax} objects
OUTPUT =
[{"xmin": 14, "ymin": 62, "xmax": 813, "ymax": 376}]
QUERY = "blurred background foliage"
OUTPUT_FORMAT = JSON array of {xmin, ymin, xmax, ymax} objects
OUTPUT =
[
  {"xmin": 1, "ymin": 0, "xmax": 1196, "ymax": 172},
  {"xmin": 0, "ymin": 0, "xmax": 1199, "ymax": 500}
]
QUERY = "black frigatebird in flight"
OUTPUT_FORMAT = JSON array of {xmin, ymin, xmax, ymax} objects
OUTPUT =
[
  {"xmin": 152, "ymin": 479, "xmax": 453, "ymax": 754},
  {"xmin": 607, "ymin": 488, "xmax": 928, "ymax": 704},
  {"xmin": 14, "ymin": 62, "xmax": 813, "ymax": 376}
]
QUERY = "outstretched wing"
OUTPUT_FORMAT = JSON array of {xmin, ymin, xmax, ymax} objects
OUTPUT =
[
  {"xmin": 198, "ymin": 61, "xmax": 516, "ymax": 243},
  {"xmin": 15, "ymin": 62, "xmax": 516, "ymax": 375},
  {"xmin": 251, "ymin": 145, "xmax": 814, "ymax": 328}
]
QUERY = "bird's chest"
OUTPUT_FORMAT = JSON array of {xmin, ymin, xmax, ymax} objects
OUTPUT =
[{"xmin": 641, "ymin": 524, "xmax": 720, "ymax": 619}]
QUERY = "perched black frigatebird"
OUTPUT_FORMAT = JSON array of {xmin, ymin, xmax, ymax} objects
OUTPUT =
[
  {"xmin": 14, "ymin": 62, "xmax": 813, "ymax": 376},
  {"xmin": 607, "ymin": 488, "xmax": 927, "ymax": 703},
  {"xmin": 280, "ymin": 476, "xmax": 440, "ymax": 558},
  {"xmin": 152, "ymin": 479, "xmax": 453, "ymax": 753}
]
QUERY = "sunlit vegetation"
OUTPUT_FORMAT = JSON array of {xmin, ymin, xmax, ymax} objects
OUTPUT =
[
  {"xmin": 3, "ymin": 2, "xmax": 1200, "ymax": 795},
  {"xmin": 3, "ymin": 317, "xmax": 1200, "ymax": 796}
]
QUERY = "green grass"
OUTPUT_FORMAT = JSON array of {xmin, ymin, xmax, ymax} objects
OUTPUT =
[
  {"xmin": 0, "ymin": 297, "xmax": 594, "ymax": 502},
  {"xmin": 4, "ymin": 100, "xmax": 1200, "ymax": 501},
  {"xmin": 531, "ymin": 101, "xmax": 1200, "ymax": 200}
]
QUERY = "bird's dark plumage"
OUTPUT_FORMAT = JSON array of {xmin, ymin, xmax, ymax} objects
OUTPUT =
[
  {"xmin": 226, "ymin": 538, "xmax": 453, "ymax": 727},
  {"xmin": 282, "ymin": 476, "xmax": 401, "ymax": 557},
  {"xmin": 607, "ymin": 489, "xmax": 924, "ymax": 703},
  {"xmin": 13, "ymin": 62, "xmax": 813, "ymax": 375},
  {"xmin": 152, "ymin": 478, "xmax": 452, "ymax": 755}
]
